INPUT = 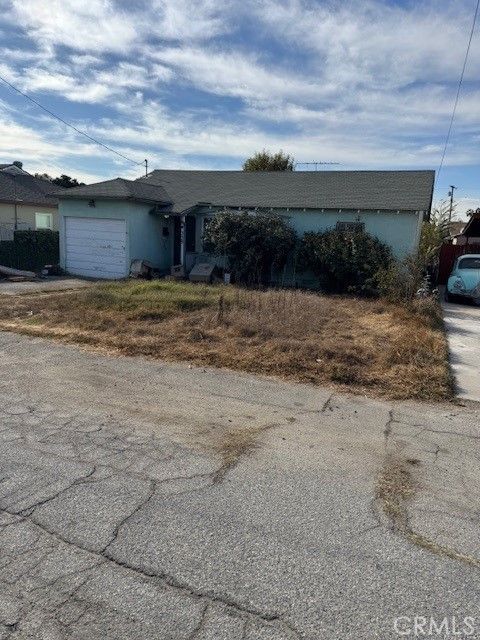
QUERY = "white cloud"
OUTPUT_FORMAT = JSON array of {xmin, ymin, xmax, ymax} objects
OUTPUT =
[
  {"xmin": 0, "ymin": 116, "xmax": 94, "ymax": 163},
  {"xmin": 95, "ymin": 62, "xmax": 172, "ymax": 89},
  {"xmin": 456, "ymin": 196, "xmax": 480, "ymax": 218},
  {"xmin": 1, "ymin": 0, "xmax": 480, "ymax": 187},
  {"xmin": 155, "ymin": 46, "xmax": 328, "ymax": 102},
  {"xmin": 0, "ymin": 57, "xmax": 172, "ymax": 105},
  {"xmin": 149, "ymin": 0, "xmax": 234, "ymax": 40},
  {"xmin": 251, "ymin": 0, "xmax": 480, "ymax": 88},
  {"xmin": 84, "ymin": 96, "xmax": 477, "ymax": 170},
  {"xmin": 3, "ymin": 0, "xmax": 235, "ymax": 55},
  {"xmin": 6, "ymin": 0, "xmax": 139, "ymax": 54}
]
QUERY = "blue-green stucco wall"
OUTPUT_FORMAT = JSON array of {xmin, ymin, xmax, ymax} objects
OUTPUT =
[
  {"xmin": 60, "ymin": 199, "xmax": 423, "ymax": 280},
  {"xmin": 193, "ymin": 207, "xmax": 422, "ymax": 259},
  {"xmin": 59, "ymin": 199, "xmax": 173, "ymax": 276}
]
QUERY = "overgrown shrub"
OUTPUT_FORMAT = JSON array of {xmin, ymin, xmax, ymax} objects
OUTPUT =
[
  {"xmin": 203, "ymin": 209, "xmax": 297, "ymax": 285},
  {"xmin": 0, "ymin": 229, "xmax": 59, "ymax": 272},
  {"xmin": 374, "ymin": 256, "xmax": 424, "ymax": 303},
  {"xmin": 298, "ymin": 228, "xmax": 393, "ymax": 295},
  {"xmin": 417, "ymin": 208, "xmax": 451, "ymax": 286}
]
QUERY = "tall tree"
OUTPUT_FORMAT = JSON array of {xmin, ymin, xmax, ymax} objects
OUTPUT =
[
  {"xmin": 34, "ymin": 173, "xmax": 86, "ymax": 188},
  {"xmin": 51, "ymin": 174, "xmax": 85, "ymax": 188},
  {"xmin": 243, "ymin": 150, "xmax": 294, "ymax": 172},
  {"xmin": 34, "ymin": 173, "xmax": 53, "ymax": 181}
]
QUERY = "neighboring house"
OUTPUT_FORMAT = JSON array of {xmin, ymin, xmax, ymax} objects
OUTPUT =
[
  {"xmin": 57, "ymin": 169, "xmax": 434, "ymax": 280},
  {"xmin": 448, "ymin": 221, "xmax": 466, "ymax": 241},
  {"xmin": 452, "ymin": 210, "xmax": 480, "ymax": 245},
  {"xmin": 0, "ymin": 163, "xmax": 61, "ymax": 239}
]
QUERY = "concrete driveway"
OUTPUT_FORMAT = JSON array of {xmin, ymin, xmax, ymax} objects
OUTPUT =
[
  {"xmin": 0, "ymin": 332, "xmax": 479, "ymax": 639},
  {"xmin": 0, "ymin": 277, "xmax": 93, "ymax": 296},
  {"xmin": 442, "ymin": 298, "xmax": 480, "ymax": 401}
]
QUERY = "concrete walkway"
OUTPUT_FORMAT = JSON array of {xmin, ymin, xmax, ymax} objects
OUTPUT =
[{"xmin": 442, "ymin": 298, "xmax": 480, "ymax": 401}]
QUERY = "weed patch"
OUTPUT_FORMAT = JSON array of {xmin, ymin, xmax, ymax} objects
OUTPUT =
[{"xmin": 0, "ymin": 281, "xmax": 452, "ymax": 401}]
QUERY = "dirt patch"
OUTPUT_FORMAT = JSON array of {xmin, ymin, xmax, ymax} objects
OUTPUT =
[
  {"xmin": 209, "ymin": 424, "xmax": 277, "ymax": 483},
  {"xmin": 376, "ymin": 456, "xmax": 480, "ymax": 568},
  {"xmin": 0, "ymin": 280, "xmax": 453, "ymax": 401}
]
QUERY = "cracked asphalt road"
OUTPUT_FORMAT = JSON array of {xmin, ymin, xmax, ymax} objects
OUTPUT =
[{"xmin": 0, "ymin": 331, "xmax": 479, "ymax": 639}]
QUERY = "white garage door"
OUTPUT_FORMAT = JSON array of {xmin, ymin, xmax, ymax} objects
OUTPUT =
[{"xmin": 65, "ymin": 217, "xmax": 127, "ymax": 279}]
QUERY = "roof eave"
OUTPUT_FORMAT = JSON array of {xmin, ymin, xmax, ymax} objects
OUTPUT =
[
  {"xmin": 0, "ymin": 198, "xmax": 58, "ymax": 207},
  {"xmin": 175, "ymin": 203, "xmax": 427, "ymax": 214},
  {"xmin": 58, "ymin": 194, "xmax": 173, "ymax": 206}
]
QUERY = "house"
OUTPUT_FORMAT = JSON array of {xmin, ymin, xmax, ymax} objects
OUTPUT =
[
  {"xmin": 57, "ymin": 169, "xmax": 434, "ymax": 280},
  {"xmin": 452, "ymin": 210, "xmax": 480, "ymax": 245},
  {"xmin": 448, "ymin": 220, "xmax": 466, "ymax": 242},
  {"xmin": 0, "ymin": 162, "xmax": 62, "ymax": 239}
]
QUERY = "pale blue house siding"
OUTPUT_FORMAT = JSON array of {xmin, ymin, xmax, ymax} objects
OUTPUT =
[
  {"xmin": 193, "ymin": 207, "xmax": 422, "ymax": 258},
  {"xmin": 59, "ymin": 199, "xmax": 173, "ymax": 275},
  {"xmin": 60, "ymin": 199, "xmax": 423, "ymax": 281},
  {"xmin": 281, "ymin": 209, "xmax": 422, "ymax": 258}
]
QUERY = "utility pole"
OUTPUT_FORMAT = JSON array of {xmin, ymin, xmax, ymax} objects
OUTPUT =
[
  {"xmin": 144, "ymin": 159, "xmax": 148, "ymax": 177},
  {"xmin": 13, "ymin": 174, "xmax": 18, "ymax": 230},
  {"xmin": 448, "ymin": 185, "xmax": 456, "ymax": 221}
]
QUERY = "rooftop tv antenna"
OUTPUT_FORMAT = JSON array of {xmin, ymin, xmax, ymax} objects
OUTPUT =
[{"xmin": 294, "ymin": 161, "xmax": 341, "ymax": 170}]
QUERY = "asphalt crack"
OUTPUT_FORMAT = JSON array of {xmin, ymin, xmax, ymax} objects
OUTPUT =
[
  {"xmin": 101, "ymin": 479, "xmax": 157, "ymax": 553},
  {"xmin": 375, "ymin": 455, "xmax": 480, "ymax": 569},
  {"xmin": 383, "ymin": 410, "xmax": 394, "ymax": 450},
  {"xmin": 0, "ymin": 507, "xmax": 302, "ymax": 639}
]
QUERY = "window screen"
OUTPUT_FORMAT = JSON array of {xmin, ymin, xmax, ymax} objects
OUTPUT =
[{"xmin": 336, "ymin": 221, "xmax": 365, "ymax": 233}]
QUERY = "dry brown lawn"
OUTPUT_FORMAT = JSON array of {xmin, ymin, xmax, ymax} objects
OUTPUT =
[{"xmin": 0, "ymin": 280, "xmax": 453, "ymax": 401}]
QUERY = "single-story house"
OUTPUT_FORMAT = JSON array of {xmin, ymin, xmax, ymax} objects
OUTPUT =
[
  {"xmin": 0, "ymin": 162, "xmax": 62, "ymax": 239},
  {"xmin": 452, "ymin": 210, "xmax": 480, "ymax": 245},
  {"xmin": 57, "ymin": 169, "xmax": 434, "ymax": 281}
]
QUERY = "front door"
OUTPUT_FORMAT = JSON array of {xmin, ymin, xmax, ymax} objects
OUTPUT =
[
  {"xmin": 173, "ymin": 217, "xmax": 182, "ymax": 265},
  {"xmin": 185, "ymin": 215, "xmax": 196, "ymax": 253}
]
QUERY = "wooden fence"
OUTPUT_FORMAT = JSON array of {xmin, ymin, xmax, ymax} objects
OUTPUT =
[{"xmin": 438, "ymin": 243, "xmax": 480, "ymax": 284}]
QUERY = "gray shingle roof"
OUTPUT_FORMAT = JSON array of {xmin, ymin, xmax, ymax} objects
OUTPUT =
[
  {"xmin": 138, "ymin": 169, "xmax": 434, "ymax": 213},
  {"xmin": 57, "ymin": 178, "xmax": 171, "ymax": 204},
  {"xmin": 57, "ymin": 170, "xmax": 435, "ymax": 213},
  {"xmin": 0, "ymin": 171, "xmax": 62, "ymax": 206}
]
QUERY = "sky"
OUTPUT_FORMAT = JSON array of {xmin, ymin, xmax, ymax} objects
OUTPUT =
[{"xmin": 0, "ymin": 0, "xmax": 479, "ymax": 218}]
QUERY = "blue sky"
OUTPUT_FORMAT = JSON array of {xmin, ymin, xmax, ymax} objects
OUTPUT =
[{"xmin": 0, "ymin": 0, "xmax": 479, "ymax": 218}]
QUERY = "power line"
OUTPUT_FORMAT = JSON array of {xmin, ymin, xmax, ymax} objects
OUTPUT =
[
  {"xmin": 436, "ymin": 0, "xmax": 479, "ymax": 183},
  {"xmin": 0, "ymin": 74, "xmax": 145, "ymax": 167}
]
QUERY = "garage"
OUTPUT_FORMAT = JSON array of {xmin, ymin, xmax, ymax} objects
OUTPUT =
[{"xmin": 65, "ymin": 217, "xmax": 127, "ymax": 279}]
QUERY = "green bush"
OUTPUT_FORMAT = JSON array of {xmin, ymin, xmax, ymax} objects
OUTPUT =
[
  {"xmin": 298, "ymin": 228, "xmax": 393, "ymax": 295},
  {"xmin": 0, "ymin": 229, "xmax": 59, "ymax": 272},
  {"xmin": 203, "ymin": 209, "xmax": 297, "ymax": 285}
]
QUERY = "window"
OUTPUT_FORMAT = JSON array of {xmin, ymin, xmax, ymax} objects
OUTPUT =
[
  {"xmin": 458, "ymin": 257, "xmax": 480, "ymax": 270},
  {"xmin": 35, "ymin": 212, "xmax": 53, "ymax": 230},
  {"xmin": 336, "ymin": 221, "xmax": 365, "ymax": 233}
]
